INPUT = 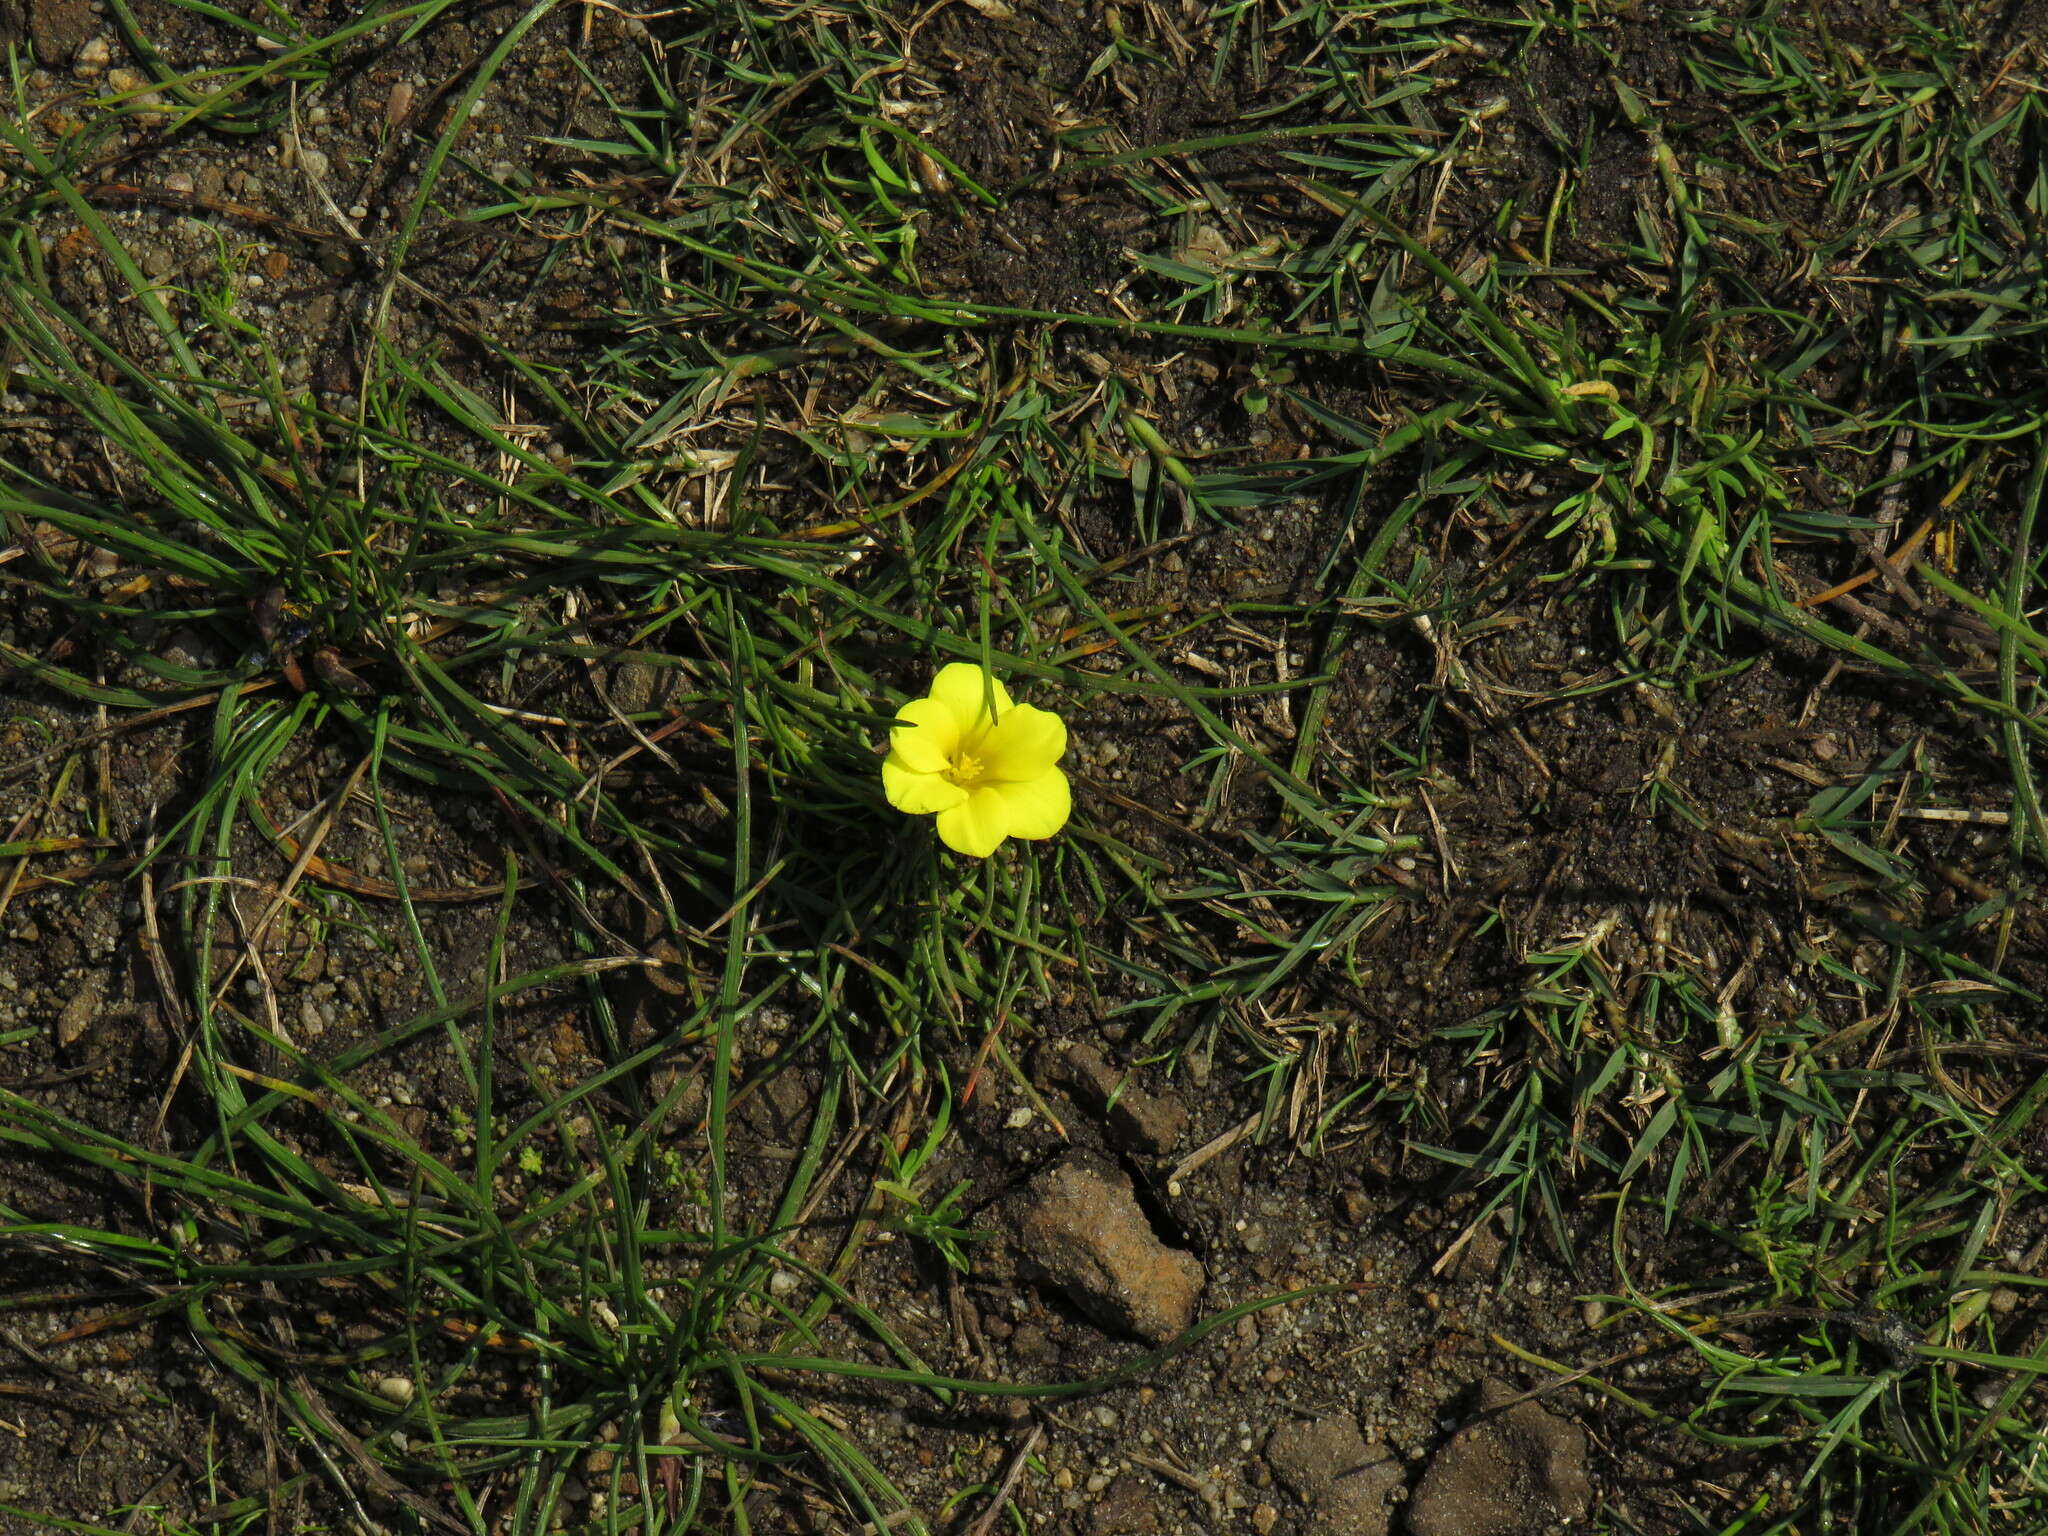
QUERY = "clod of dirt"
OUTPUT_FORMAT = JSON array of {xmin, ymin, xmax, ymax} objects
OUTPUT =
[
  {"xmin": 1039, "ymin": 1041, "xmax": 1190, "ymax": 1154},
  {"xmin": 1009, "ymin": 1151, "xmax": 1203, "ymax": 1344},
  {"xmin": 1406, "ymin": 1380, "xmax": 1592, "ymax": 1536},
  {"xmin": 1443, "ymin": 1210, "xmax": 1509, "ymax": 1284},
  {"xmin": 29, "ymin": 0, "xmax": 97, "ymax": 61},
  {"xmin": 1266, "ymin": 1414, "xmax": 1404, "ymax": 1536},
  {"xmin": 1087, "ymin": 1472, "xmax": 1168, "ymax": 1536}
]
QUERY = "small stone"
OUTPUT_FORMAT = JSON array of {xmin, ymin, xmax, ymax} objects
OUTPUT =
[
  {"xmin": 374, "ymin": 1376, "xmax": 415, "ymax": 1405},
  {"xmin": 1252, "ymin": 1505, "xmax": 1280, "ymax": 1534},
  {"xmin": 163, "ymin": 171, "xmax": 194, "ymax": 196},
  {"xmin": 73, "ymin": 36, "xmax": 112, "ymax": 73},
  {"xmin": 55, "ymin": 976, "xmax": 99, "ymax": 1047},
  {"xmin": 1989, "ymin": 1287, "xmax": 2021, "ymax": 1316}
]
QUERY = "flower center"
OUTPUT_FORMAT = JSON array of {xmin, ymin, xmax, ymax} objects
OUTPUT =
[{"xmin": 942, "ymin": 751, "xmax": 986, "ymax": 786}]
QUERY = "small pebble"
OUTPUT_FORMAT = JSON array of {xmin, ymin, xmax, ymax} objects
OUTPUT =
[
  {"xmin": 163, "ymin": 171, "xmax": 194, "ymax": 195},
  {"xmin": 76, "ymin": 38, "xmax": 112, "ymax": 71},
  {"xmin": 1989, "ymin": 1287, "xmax": 2021, "ymax": 1316}
]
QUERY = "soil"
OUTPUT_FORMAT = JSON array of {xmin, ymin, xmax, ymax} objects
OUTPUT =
[{"xmin": 1, "ymin": 2, "xmax": 2042, "ymax": 1535}]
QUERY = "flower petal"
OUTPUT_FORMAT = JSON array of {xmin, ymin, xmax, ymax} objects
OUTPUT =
[
  {"xmin": 987, "ymin": 769, "xmax": 1070, "ymax": 839},
  {"xmin": 979, "ymin": 701, "xmax": 1067, "ymax": 780},
  {"xmin": 883, "ymin": 755, "xmax": 968, "ymax": 815},
  {"xmin": 888, "ymin": 697, "xmax": 959, "ymax": 774},
  {"xmin": 935, "ymin": 785, "xmax": 1013, "ymax": 857},
  {"xmin": 928, "ymin": 663, "xmax": 1011, "ymax": 738}
]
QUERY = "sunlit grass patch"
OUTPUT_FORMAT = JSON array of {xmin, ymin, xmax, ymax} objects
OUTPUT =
[{"xmin": 1, "ymin": 0, "xmax": 2046, "ymax": 1530}]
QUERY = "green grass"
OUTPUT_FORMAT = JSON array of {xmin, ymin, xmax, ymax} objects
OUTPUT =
[{"xmin": 1, "ymin": 0, "xmax": 2045, "ymax": 1532}]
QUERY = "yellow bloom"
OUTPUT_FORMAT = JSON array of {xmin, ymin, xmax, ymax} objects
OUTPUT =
[{"xmin": 883, "ymin": 663, "xmax": 1071, "ymax": 857}]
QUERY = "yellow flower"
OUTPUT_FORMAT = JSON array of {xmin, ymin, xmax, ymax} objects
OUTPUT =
[{"xmin": 883, "ymin": 663, "xmax": 1071, "ymax": 857}]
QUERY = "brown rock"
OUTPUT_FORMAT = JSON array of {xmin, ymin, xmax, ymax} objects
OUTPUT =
[
  {"xmin": 1267, "ymin": 1415, "xmax": 1403, "ymax": 1536},
  {"xmin": 1040, "ymin": 1041, "xmax": 1190, "ymax": 1154},
  {"xmin": 1010, "ymin": 1152, "xmax": 1203, "ymax": 1343},
  {"xmin": 1406, "ymin": 1380, "xmax": 1591, "ymax": 1536},
  {"xmin": 29, "ymin": 0, "xmax": 96, "ymax": 60}
]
